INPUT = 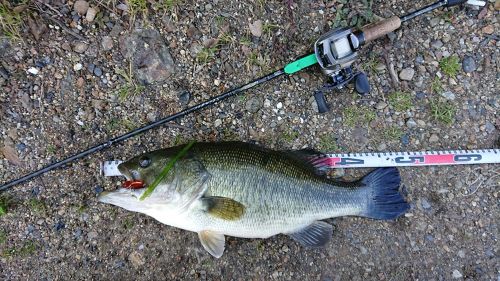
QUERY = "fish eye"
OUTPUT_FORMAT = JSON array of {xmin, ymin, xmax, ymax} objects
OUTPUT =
[
  {"xmin": 139, "ymin": 157, "xmax": 151, "ymax": 168},
  {"xmin": 131, "ymin": 170, "xmax": 141, "ymax": 180}
]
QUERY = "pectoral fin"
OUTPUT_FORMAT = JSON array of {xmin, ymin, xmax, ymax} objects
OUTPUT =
[
  {"xmin": 201, "ymin": 196, "xmax": 245, "ymax": 220},
  {"xmin": 198, "ymin": 230, "xmax": 225, "ymax": 258},
  {"xmin": 286, "ymin": 221, "xmax": 333, "ymax": 247}
]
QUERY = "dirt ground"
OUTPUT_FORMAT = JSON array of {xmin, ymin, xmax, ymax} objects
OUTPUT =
[{"xmin": 0, "ymin": 0, "xmax": 499, "ymax": 280}]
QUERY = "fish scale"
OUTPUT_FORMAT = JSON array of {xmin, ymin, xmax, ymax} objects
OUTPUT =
[{"xmin": 184, "ymin": 143, "xmax": 364, "ymax": 238}]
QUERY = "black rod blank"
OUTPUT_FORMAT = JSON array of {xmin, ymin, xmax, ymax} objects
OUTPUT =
[{"xmin": 0, "ymin": 69, "xmax": 286, "ymax": 192}]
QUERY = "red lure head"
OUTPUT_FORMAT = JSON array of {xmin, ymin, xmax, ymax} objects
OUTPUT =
[{"xmin": 122, "ymin": 180, "xmax": 145, "ymax": 189}]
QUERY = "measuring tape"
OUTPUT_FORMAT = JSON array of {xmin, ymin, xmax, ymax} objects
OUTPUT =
[
  {"xmin": 101, "ymin": 149, "xmax": 499, "ymax": 177},
  {"xmin": 314, "ymin": 149, "xmax": 499, "ymax": 168}
]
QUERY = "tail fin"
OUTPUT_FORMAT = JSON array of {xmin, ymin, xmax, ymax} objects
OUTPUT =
[{"xmin": 359, "ymin": 167, "xmax": 410, "ymax": 220}]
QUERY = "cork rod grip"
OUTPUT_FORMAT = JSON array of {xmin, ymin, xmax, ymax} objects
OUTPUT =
[{"xmin": 361, "ymin": 16, "xmax": 402, "ymax": 43}]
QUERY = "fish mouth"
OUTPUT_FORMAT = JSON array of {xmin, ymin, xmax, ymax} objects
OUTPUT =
[
  {"xmin": 118, "ymin": 163, "xmax": 145, "ymax": 189},
  {"xmin": 117, "ymin": 163, "xmax": 134, "ymax": 180},
  {"xmin": 97, "ymin": 189, "xmax": 145, "ymax": 209}
]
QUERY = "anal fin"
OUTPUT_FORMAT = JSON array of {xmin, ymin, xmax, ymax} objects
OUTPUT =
[
  {"xmin": 286, "ymin": 221, "xmax": 333, "ymax": 247},
  {"xmin": 198, "ymin": 230, "xmax": 225, "ymax": 258}
]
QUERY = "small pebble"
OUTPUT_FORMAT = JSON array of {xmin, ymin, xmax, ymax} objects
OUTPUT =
[
  {"xmin": 430, "ymin": 40, "xmax": 443, "ymax": 49},
  {"xmin": 73, "ymin": 42, "xmax": 89, "ymax": 54},
  {"xmin": 462, "ymin": 56, "xmax": 476, "ymax": 73},
  {"xmin": 429, "ymin": 17, "xmax": 440, "ymax": 27},
  {"xmin": 101, "ymin": 36, "xmax": 113, "ymax": 51},
  {"xmin": 94, "ymin": 186, "xmax": 104, "ymax": 194},
  {"xmin": 406, "ymin": 118, "xmax": 417, "ymax": 128},
  {"xmin": 74, "ymin": 63, "xmax": 83, "ymax": 71},
  {"xmin": 31, "ymin": 187, "xmax": 40, "ymax": 196},
  {"xmin": 93, "ymin": 67, "xmax": 102, "ymax": 76},
  {"xmin": 440, "ymin": 91, "xmax": 456, "ymax": 101},
  {"xmin": 87, "ymin": 63, "xmax": 96, "ymax": 74},
  {"xmin": 85, "ymin": 7, "xmax": 97, "ymax": 22},
  {"xmin": 26, "ymin": 225, "xmax": 35, "ymax": 234},
  {"xmin": 484, "ymin": 122, "xmax": 495, "ymax": 133},
  {"xmin": 399, "ymin": 68, "xmax": 415, "ymax": 81},
  {"xmin": 375, "ymin": 101, "xmax": 387, "ymax": 110},
  {"xmin": 114, "ymin": 260, "xmax": 126, "ymax": 268},
  {"xmin": 54, "ymin": 221, "xmax": 65, "ymax": 231},
  {"xmin": 73, "ymin": 0, "xmax": 90, "ymax": 15},
  {"xmin": 416, "ymin": 92, "xmax": 426, "ymax": 99},
  {"xmin": 481, "ymin": 25, "xmax": 494, "ymax": 34},
  {"xmin": 421, "ymin": 198, "xmax": 431, "ymax": 209},
  {"xmin": 16, "ymin": 143, "xmax": 26, "ymax": 151},
  {"xmin": 74, "ymin": 228, "xmax": 83, "ymax": 238},
  {"xmin": 128, "ymin": 252, "xmax": 145, "ymax": 268},
  {"xmin": 35, "ymin": 57, "xmax": 51, "ymax": 68},
  {"xmin": 429, "ymin": 134, "xmax": 439, "ymax": 143},
  {"xmin": 452, "ymin": 269, "xmax": 463, "ymax": 279},
  {"xmin": 28, "ymin": 67, "xmax": 39, "ymax": 75},
  {"xmin": 87, "ymin": 231, "xmax": 98, "ymax": 240},
  {"xmin": 116, "ymin": 3, "xmax": 128, "ymax": 11},
  {"xmin": 178, "ymin": 91, "xmax": 190, "ymax": 105},
  {"xmin": 245, "ymin": 98, "xmax": 262, "ymax": 113},
  {"xmin": 401, "ymin": 134, "xmax": 410, "ymax": 146}
]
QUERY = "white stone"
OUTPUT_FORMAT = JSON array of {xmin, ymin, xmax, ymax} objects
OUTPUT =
[
  {"xmin": 440, "ymin": 91, "xmax": 456, "ymax": 100},
  {"xmin": 452, "ymin": 270, "xmax": 462, "ymax": 279},
  {"xmin": 27, "ymin": 67, "xmax": 39, "ymax": 75},
  {"xmin": 399, "ymin": 68, "xmax": 415, "ymax": 81},
  {"xmin": 86, "ymin": 7, "xmax": 97, "ymax": 22},
  {"xmin": 73, "ymin": 63, "xmax": 83, "ymax": 71}
]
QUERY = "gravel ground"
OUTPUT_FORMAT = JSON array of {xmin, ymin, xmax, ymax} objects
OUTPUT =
[{"xmin": 0, "ymin": 0, "xmax": 499, "ymax": 280}]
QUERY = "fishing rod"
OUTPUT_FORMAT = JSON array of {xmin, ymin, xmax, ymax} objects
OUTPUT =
[{"xmin": 0, "ymin": 0, "xmax": 486, "ymax": 192}]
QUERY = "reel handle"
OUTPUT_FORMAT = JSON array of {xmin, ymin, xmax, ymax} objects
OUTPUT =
[
  {"xmin": 359, "ymin": 16, "xmax": 402, "ymax": 43},
  {"xmin": 314, "ymin": 91, "xmax": 330, "ymax": 114}
]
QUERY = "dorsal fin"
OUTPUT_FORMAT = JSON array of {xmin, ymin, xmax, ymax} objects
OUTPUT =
[{"xmin": 284, "ymin": 149, "xmax": 329, "ymax": 175}]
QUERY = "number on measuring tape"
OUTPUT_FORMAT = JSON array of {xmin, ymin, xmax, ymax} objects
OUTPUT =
[
  {"xmin": 454, "ymin": 154, "xmax": 482, "ymax": 162},
  {"xmin": 338, "ymin": 158, "xmax": 365, "ymax": 166},
  {"xmin": 395, "ymin": 156, "xmax": 425, "ymax": 164}
]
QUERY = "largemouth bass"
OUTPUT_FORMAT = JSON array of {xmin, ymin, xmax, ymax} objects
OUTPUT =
[{"xmin": 98, "ymin": 142, "xmax": 409, "ymax": 258}]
